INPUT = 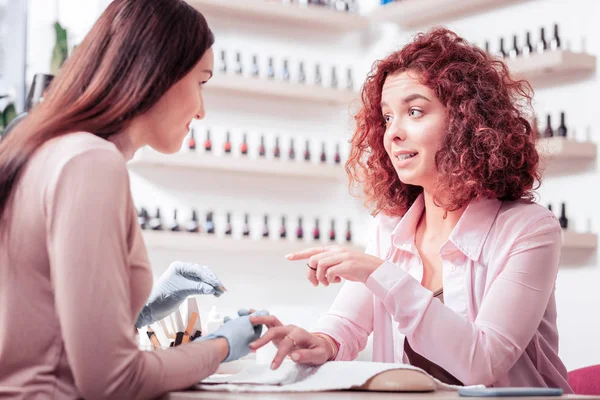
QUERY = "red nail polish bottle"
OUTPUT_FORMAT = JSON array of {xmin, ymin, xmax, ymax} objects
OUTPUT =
[
  {"xmin": 187, "ymin": 128, "xmax": 196, "ymax": 150},
  {"xmin": 224, "ymin": 131, "xmax": 232, "ymax": 154},
  {"xmin": 345, "ymin": 220, "xmax": 352, "ymax": 243},
  {"xmin": 241, "ymin": 133, "xmax": 248, "ymax": 155},
  {"xmin": 296, "ymin": 217, "xmax": 304, "ymax": 240},
  {"xmin": 259, "ymin": 135, "xmax": 266, "ymax": 157},
  {"xmin": 313, "ymin": 218, "xmax": 320, "ymax": 240},
  {"xmin": 279, "ymin": 216, "xmax": 287, "ymax": 239},
  {"xmin": 274, "ymin": 137, "xmax": 281, "ymax": 159},
  {"xmin": 329, "ymin": 219, "xmax": 336, "ymax": 242},
  {"xmin": 204, "ymin": 129, "xmax": 212, "ymax": 152}
]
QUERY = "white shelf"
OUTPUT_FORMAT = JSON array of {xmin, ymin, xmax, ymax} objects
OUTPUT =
[
  {"xmin": 370, "ymin": 0, "xmax": 522, "ymax": 28},
  {"xmin": 187, "ymin": 0, "xmax": 368, "ymax": 33},
  {"xmin": 206, "ymin": 73, "xmax": 357, "ymax": 106},
  {"xmin": 562, "ymin": 231, "xmax": 598, "ymax": 250},
  {"xmin": 507, "ymin": 51, "xmax": 596, "ymax": 84},
  {"xmin": 537, "ymin": 137, "xmax": 597, "ymax": 161},
  {"xmin": 129, "ymin": 148, "xmax": 347, "ymax": 181},
  {"xmin": 143, "ymin": 230, "xmax": 363, "ymax": 254}
]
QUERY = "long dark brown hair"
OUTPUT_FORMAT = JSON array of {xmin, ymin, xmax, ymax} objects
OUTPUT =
[{"xmin": 0, "ymin": 0, "xmax": 214, "ymax": 218}]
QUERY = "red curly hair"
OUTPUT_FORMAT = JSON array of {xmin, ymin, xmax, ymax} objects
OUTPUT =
[{"xmin": 347, "ymin": 27, "xmax": 540, "ymax": 217}]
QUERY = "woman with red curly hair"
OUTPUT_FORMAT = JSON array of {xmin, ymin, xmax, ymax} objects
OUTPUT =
[{"xmin": 250, "ymin": 28, "xmax": 571, "ymax": 390}]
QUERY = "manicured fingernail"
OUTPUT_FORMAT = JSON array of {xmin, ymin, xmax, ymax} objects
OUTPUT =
[
  {"xmin": 285, "ymin": 254, "xmax": 293, "ymax": 259},
  {"xmin": 271, "ymin": 362, "xmax": 276, "ymax": 370},
  {"xmin": 291, "ymin": 353, "xmax": 299, "ymax": 361}
]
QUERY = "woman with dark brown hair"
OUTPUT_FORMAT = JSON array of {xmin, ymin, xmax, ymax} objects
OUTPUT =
[
  {"xmin": 0, "ymin": 1, "xmax": 266, "ymax": 399},
  {"xmin": 250, "ymin": 28, "xmax": 572, "ymax": 391}
]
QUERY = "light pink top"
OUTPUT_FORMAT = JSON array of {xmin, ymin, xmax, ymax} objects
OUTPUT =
[
  {"xmin": 315, "ymin": 194, "xmax": 572, "ymax": 391},
  {"xmin": 0, "ymin": 132, "xmax": 223, "ymax": 400}
]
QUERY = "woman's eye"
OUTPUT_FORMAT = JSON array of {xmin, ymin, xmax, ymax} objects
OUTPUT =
[
  {"xmin": 409, "ymin": 108, "xmax": 423, "ymax": 117},
  {"xmin": 383, "ymin": 115, "xmax": 393, "ymax": 124}
]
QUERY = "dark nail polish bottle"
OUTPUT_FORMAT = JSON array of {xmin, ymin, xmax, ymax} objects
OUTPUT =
[
  {"xmin": 224, "ymin": 131, "xmax": 232, "ymax": 154},
  {"xmin": 320, "ymin": 142, "xmax": 327, "ymax": 163},
  {"xmin": 225, "ymin": 212, "xmax": 233, "ymax": 236},
  {"xmin": 498, "ymin": 37, "xmax": 507, "ymax": 58},
  {"xmin": 304, "ymin": 140, "xmax": 311, "ymax": 161},
  {"xmin": 315, "ymin": 64, "xmax": 322, "ymax": 86},
  {"xmin": 548, "ymin": 203, "xmax": 553, "ymax": 213},
  {"xmin": 484, "ymin": 40, "xmax": 490, "ymax": 53},
  {"xmin": 509, "ymin": 34, "xmax": 520, "ymax": 59},
  {"xmin": 282, "ymin": 59, "xmax": 290, "ymax": 82},
  {"xmin": 346, "ymin": 68, "xmax": 353, "ymax": 91},
  {"xmin": 550, "ymin": 23, "xmax": 561, "ymax": 51},
  {"xmin": 345, "ymin": 220, "xmax": 352, "ymax": 243},
  {"xmin": 329, "ymin": 219, "xmax": 336, "ymax": 241},
  {"xmin": 235, "ymin": 52, "xmax": 243, "ymax": 75},
  {"xmin": 204, "ymin": 129, "xmax": 212, "ymax": 152},
  {"xmin": 274, "ymin": 137, "xmax": 281, "ymax": 158},
  {"xmin": 186, "ymin": 210, "xmax": 200, "ymax": 233},
  {"xmin": 251, "ymin": 54, "xmax": 260, "ymax": 78},
  {"xmin": 262, "ymin": 215, "xmax": 269, "ymax": 238},
  {"xmin": 537, "ymin": 27, "xmax": 547, "ymax": 54},
  {"xmin": 205, "ymin": 211, "xmax": 215, "ymax": 234},
  {"xmin": 523, "ymin": 32, "xmax": 533, "ymax": 57},
  {"xmin": 243, "ymin": 213, "xmax": 250, "ymax": 237},
  {"xmin": 219, "ymin": 50, "xmax": 227, "ymax": 74},
  {"xmin": 557, "ymin": 112, "xmax": 567, "ymax": 137},
  {"xmin": 331, "ymin": 66, "xmax": 338, "ymax": 89},
  {"xmin": 280, "ymin": 216, "xmax": 287, "ymax": 239},
  {"xmin": 149, "ymin": 208, "xmax": 163, "ymax": 231},
  {"xmin": 241, "ymin": 133, "xmax": 248, "ymax": 155},
  {"xmin": 544, "ymin": 115, "xmax": 553, "ymax": 138},
  {"xmin": 559, "ymin": 202, "xmax": 568, "ymax": 229},
  {"xmin": 138, "ymin": 207, "xmax": 148, "ymax": 230},
  {"xmin": 170, "ymin": 209, "xmax": 180, "ymax": 232},
  {"xmin": 187, "ymin": 128, "xmax": 196, "ymax": 151},
  {"xmin": 296, "ymin": 217, "xmax": 304, "ymax": 240},
  {"xmin": 259, "ymin": 135, "xmax": 266, "ymax": 157},
  {"xmin": 289, "ymin": 138, "xmax": 296, "ymax": 160},
  {"xmin": 313, "ymin": 218, "xmax": 320, "ymax": 240},
  {"xmin": 298, "ymin": 62, "xmax": 306, "ymax": 84},
  {"xmin": 334, "ymin": 143, "xmax": 341, "ymax": 164},
  {"xmin": 267, "ymin": 57, "xmax": 275, "ymax": 79}
]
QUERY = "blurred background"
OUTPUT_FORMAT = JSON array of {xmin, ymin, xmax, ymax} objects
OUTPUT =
[{"xmin": 2, "ymin": 0, "xmax": 598, "ymax": 370}]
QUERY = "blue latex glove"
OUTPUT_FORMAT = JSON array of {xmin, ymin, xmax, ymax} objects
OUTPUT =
[
  {"xmin": 195, "ymin": 309, "xmax": 269, "ymax": 362},
  {"xmin": 135, "ymin": 261, "xmax": 225, "ymax": 328}
]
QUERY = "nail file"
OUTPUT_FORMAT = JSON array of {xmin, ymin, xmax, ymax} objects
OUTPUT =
[
  {"xmin": 174, "ymin": 309, "xmax": 185, "ymax": 333},
  {"xmin": 188, "ymin": 297, "xmax": 203, "ymax": 333},
  {"xmin": 181, "ymin": 312, "xmax": 198, "ymax": 344}
]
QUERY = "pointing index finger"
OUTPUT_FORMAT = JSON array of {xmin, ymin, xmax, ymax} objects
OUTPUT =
[{"xmin": 285, "ymin": 246, "xmax": 333, "ymax": 260}]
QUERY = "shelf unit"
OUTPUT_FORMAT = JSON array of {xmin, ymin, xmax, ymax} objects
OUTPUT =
[
  {"xmin": 536, "ymin": 137, "xmax": 597, "ymax": 161},
  {"xmin": 562, "ymin": 231, "xmax": 598, "ymax": 250},
  {"xmin": 507, "ymin": 51, "xmax": 596, "ymax": 84},
  {"xmin": 186, "ymin": 0, "xmax": 368, "ymax": 33},
  {"xmin": 205, "ymin": 73, "xmax": 357, "ymax": 106},
  {"xmin": 370, "ymin": 0, "xmax": 523, "ymax": 28},
  {"xmin": 129, "ymin": 148, "xmax": 347, "ymax": 181},
  {"xmin": 143, "ymin": 230, "xmax": 363, "ymax": 254}
]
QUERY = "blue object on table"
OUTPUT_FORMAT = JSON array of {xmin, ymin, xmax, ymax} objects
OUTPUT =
[
  {"xmin": 380, "ymin": 0, "xmax": 395, "ymax": 5},
  {"xmin": 458, "ymin": 387, "xmax": 564, "ymax": 397}
]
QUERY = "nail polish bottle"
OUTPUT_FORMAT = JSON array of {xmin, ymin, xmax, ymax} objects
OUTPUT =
[
  {"xmin": 149, "ymin": 208, "xmax": 163, "ymax": 231},
  {"xmin": 186, "ymin": 210, "xmax": 200, "ymax": 233},
  {"xmin": 296, "ymin": 217, "xmax": 304, "ymax": 240},
  {"xmin": 523, "ymin": 32, "xmax": 533, "ymax": 57},
  {"xmin": 484, "ymin": 40, "xmax": 490, "ymax": 53},
  {"xmin": 557, "ymin": 112, "xmax": 567, "ymax": 138},
  {"xmin": 544, "ymin": 115, "xmax": 553, "ymax": 138},
  {"xmin": 559, "ymin": 203, "xmax": 568, "ymax": 229},
  {"xmin": 262, "ymin": 215, "xmax": 269, "ymax": 238},
  {"xmin": 345, "ymin": 220, "xmax": 352, "ymax": 243},
  {"xmin": 267, "ymin": 57, "xmax": 275, "ymax": 79},
  {"xmin": 204, "ymin": 129, "xmax": 212, "ymax": 152},
  {"xmin": 240, "ymin": 133, "xmax": 248, "ymax": 155},
  {"xmin": 550, "ymin": 23, "xmax": 561, "ymax": 51},
  {"xmin": 234, "ymin": 52, "xmax": 243, "ymax": 75},
  {"xmin": 224, "ymin": 131, "xmax": 232, "ymax": 154},
  {"xmin": 509, "ymin": 35, "xmax": 520, "ymax": 59},
  {"xmin": 170, "ymin": 209, "xmax": 180, "ymax": 232},
  {"xmin": 243, "ymin": 213, "xmax": 251, "ymax": 237},
  {"xmin": 280, "ymin": 216, "xmax": 287, "ymax": 239},
  {"xmin": 274, "ymin": 137, "xmax": 281, "ymax": 159},
  {"xmin": 298, "ymin": 62, "xmax": 306, "ymax": 84},
  {"xmin": 219, "ymin": 50, "xmax": 227, "ymax": 74},
  {"xmin": 251, "ymin": 54, "xmax": 260, "ymax": 78},
  {"xmin": 320, "ymin": 142, "xmax": 327, "ymax": 163},
  {"xmin": 282, "ymin": 59, "xmax": 290, "ymax": 82},
  {"xmin": 315, "ymin": 64, "xmax": 322, "ymax": 86},
  {"xmin": 205, "ymin": 211, "xmax": 215, "ymax": 234},
  {"xmin": 537, "ymin": 27, "xmax": 547, "ymax": 54},
  {"xmin": 329, "ymin": 219, "xmax": 336, "ymax": 241},
  {"xmin": 259, "ymin": 135, "xmax": 266, "ymax": 157},
  {"xmin": 313, "ymin": 218, "xmax": 320, "ymax": 240},
  {"xmin": 138, "ymin": 207, "xmax": 148, "ymax": 230},
  {"xmin": 498, "ymin": 37, "xmax": 507, "ymax": 58},
  {"xmin": 223, "ymin": 212, "xmax": 232, "ymax": 236},
  {"xmin": 334, "ymin": 143, "xmax": 341, "ymax": 164},
  {"xmin": 547, "ymin": 203, "xmax": 553, "ymax": 213},
  {"xmin": 346, "ymin": 68, "xmax": 353, "ymax": 91},
  {"xmin": 331, "ymin": 66, "xmax": 338, "ymax": 89},
  {"xmin": 187, "ymin": 127, "xmax": 196, "ymax": 151},
  {"xmin": 289, "ymin": 138, "xmax": 296, "ymax": 160},
  {"xmin": 304, "ymin": 140, "xmax": 311, "ymax": 161}
]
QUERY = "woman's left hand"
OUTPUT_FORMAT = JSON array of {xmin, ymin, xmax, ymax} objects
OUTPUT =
[{"xmin": 285, "ymin": 246, "xmax": 384, "ymax": 286}]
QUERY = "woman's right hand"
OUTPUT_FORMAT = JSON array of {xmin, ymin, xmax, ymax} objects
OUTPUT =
[{"xmin": 249, "ymin": 315, "xmax": 333, "ymax": 370}]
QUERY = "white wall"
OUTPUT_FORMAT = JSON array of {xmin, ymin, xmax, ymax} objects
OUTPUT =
[{"xmin": 25, "ymin": 0, "xmax": 600, "ymax": 371}]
